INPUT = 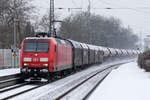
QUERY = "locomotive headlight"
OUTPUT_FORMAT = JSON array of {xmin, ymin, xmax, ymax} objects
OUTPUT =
[
  {"xmin": 40, "ymin": 58, "xmax": 48, "ymax": 62},
  {"xmin": 24, "ymin": 58, "xmax": 31, "ymax": 62},
  {"xmin": 43, "ymin": 63, "xmax": 48, "ymax": 67},
  {"xmin": 24, "ymin": 63, "xmax": 29, "ymax": 66}
]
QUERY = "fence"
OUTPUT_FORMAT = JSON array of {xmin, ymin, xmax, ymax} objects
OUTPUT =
[{"xmin": 0, "ymin": 49, "xmax": 20, "ymax": 69}]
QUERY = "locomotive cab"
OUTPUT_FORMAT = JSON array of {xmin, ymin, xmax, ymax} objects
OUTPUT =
[{"xmin": 20, "ymin": 37, "xmax": 55, "ymax": 80}]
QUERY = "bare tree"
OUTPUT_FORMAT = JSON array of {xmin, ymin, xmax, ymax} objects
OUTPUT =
[
  {"xmin": 58, "ymin": 12, "xmax": 139, "ymax": 49},
  {"xmin": 34, "ymin": 11, "xmax": 59, "ymax": 32},
  {"xmin": 0, "ymin": 0, "xmax": 35, "ymax": 48}
]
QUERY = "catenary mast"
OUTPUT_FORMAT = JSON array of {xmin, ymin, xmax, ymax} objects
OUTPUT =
[{"xmin": 49, "ymin": 0, "xmax": 55, "ymax": 37}]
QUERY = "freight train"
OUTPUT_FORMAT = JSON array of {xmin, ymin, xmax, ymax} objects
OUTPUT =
[{"xmin": 20, "ymin": 33, "xmax": 140, "ymax": 82}]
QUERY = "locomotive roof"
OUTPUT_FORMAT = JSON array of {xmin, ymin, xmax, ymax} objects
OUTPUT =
[
  {"xmin": 25, "ymin": 37, "xmax": 72, "ymax": 45},
  {"xmin": 25, "ymin": 37, "xmax": 54, "ymax": 40}
]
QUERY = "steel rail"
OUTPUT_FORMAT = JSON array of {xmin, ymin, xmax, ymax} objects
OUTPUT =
[
  {"xmin": 55, "ymin": 62, "xmax": 130, "ymax": 100},
  {"xmin": 1, "ymin": 83, "xmax": 47, "ymax": 100},
  {"xmin": 0, "ymin": 82, "xmax": 29, "ymax": 93},
  {"xmin": 0, "ymin": 74, "xmax": 24, "ymax": 89},
  {"xmin": 0, "ymin": 73, "xmax": 20, "ymax": 81},
  {"xmin": 83, "ymin": 72, "xmax": 110, "ymax": 99}
]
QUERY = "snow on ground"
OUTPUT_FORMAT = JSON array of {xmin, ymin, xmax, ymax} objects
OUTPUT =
[
  {"xmin": 88, "ymin": 61, "xmax": 150, "ymax": 100},
  {"xmin": 11, "ymin": 59, "xmax": 134, "ymax": 100},
  {"xmin": 0, "ymin": 68, "xmax": 20, "ymax": 77},
  {"xmin": 0, "ymin": 85, "xmax": 37, "ymax": 100}
]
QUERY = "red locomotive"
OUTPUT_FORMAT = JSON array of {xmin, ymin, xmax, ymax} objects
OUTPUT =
[
  {"xmin": 20, "ymin": 33, "xmax": 140, "ymax": 82},
  {"xmin": 20, "ymin": 34, "xmax": 72, "ymax": 81}
]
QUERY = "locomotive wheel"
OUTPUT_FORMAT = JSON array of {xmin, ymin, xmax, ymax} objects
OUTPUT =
[
  {"xmin": 47, "ymin": 73, "xmax": 53, "ymax": 83},
  {"xmin": 21, "ymin": 73, "xmax": 27, "ymax": 82},
  {"xmin": 61, "ymin": 70, "xmax": 67, "ymax": 77}
]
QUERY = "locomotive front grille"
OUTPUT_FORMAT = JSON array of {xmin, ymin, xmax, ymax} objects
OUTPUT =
[{"xmin": 33, "ymin": 58, "xmax": 39, "ymax": 62}]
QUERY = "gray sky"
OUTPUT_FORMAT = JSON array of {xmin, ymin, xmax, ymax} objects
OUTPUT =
[{"xmin": 32, "ymin": 0, "xmax": 150, "ymax": 36}]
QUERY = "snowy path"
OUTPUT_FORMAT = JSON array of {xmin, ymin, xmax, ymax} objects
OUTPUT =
[{"xmin": 88, "ymin": 61, "xmax": 150, "ymax": 100}]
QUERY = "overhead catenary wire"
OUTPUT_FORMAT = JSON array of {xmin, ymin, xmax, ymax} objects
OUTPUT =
[
  {"xmin": 36, "ymin": 6, "xmax": 150, "ymax": 12},
  {"xmin": 98, "ymin": 0, "xmax": 150, "ymax": 14},
  {"xmin": 34, "ymin": 0, "xmax": 150, "ymax": 14}
]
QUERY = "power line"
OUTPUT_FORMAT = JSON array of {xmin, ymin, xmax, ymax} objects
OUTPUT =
[
  {"xmin": 99, "ymin": 0, "xmax": 150, "ymax": 14},
  {"xmin": 35, "ymin": 5, "xmax": 150, "ymax": 14},
  {"xmin": 37, "ymin": 6, "xmax": 150, "ymax": 10},
  {"xmin": 53, "ymin": 7, "xmax": 150, "ymax": 14},
  {"xmin": 55, "ymin": 7, "xmax": 150, "ymax": 10}
]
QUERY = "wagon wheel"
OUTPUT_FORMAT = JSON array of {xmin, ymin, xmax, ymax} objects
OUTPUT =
[{"xmin": 73, "ymin": 65, "xmax": 77, "ymax": 72}]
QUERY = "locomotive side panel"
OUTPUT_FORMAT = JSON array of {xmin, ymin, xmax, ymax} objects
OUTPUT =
[{"xmin": 54, "ymin": 39, "xmax": 72, "ymax": 72}]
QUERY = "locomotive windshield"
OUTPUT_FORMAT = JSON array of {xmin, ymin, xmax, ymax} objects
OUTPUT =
[
  {"xmin": 37, "ymin": 43, "xmax": 49, "ymax": 52},
  {"xmin": 24, "ymin": 42, "xmax": 49, "ymax": 52}
]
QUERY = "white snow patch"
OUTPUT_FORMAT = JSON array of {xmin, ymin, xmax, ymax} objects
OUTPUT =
[
  {"xmin": 88, "ymin": 62, "xmax": 150, "ymax": 100},
  {"xmin": 0, "ymin": 68, "xmax": 20, "ymax": 77}
]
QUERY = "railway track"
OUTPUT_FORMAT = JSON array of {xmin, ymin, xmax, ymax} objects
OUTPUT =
[
  {"xmin": 34, "ymin": 61, "xmax": 130, "ymax": 100},
  {"xmin": 0, "ymin": 74, "xmax": 23, "ymax": 89},
  {"xmin": 0, "ymin": 60, "xmax": 134, "ymax": 100},
  {"xmin": 0, "ymin": 82, "xmax": 29, "ymax": 93},
  {"xmin": 55, "ymin": 65, "xmax": 118, "ymax": 100},
  {"xmin": 0, "ymin": 82, "xmax": 47, "ymax": 100}
]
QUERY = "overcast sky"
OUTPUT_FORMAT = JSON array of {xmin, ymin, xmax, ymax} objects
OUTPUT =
[{"xmin": 32, "ymin": 0, "xmax": 150, "ymax": 37}]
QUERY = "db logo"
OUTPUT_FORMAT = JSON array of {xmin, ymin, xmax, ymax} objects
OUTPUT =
[{"xmin": 33, "ymin": 58, "xmax": 38, "ymax": 62}]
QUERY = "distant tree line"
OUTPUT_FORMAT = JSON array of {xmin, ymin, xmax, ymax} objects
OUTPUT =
[
  {"xmin": 0, "ymin": 0, "xmax": 34, "ymax": 48},
  {"xmin": 58, "ymin": 12, "xmax": 139, "ymax": 49},
  {"xmin": 0, "ymin": 1, "xmax": 139, "ymax": 49}
]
